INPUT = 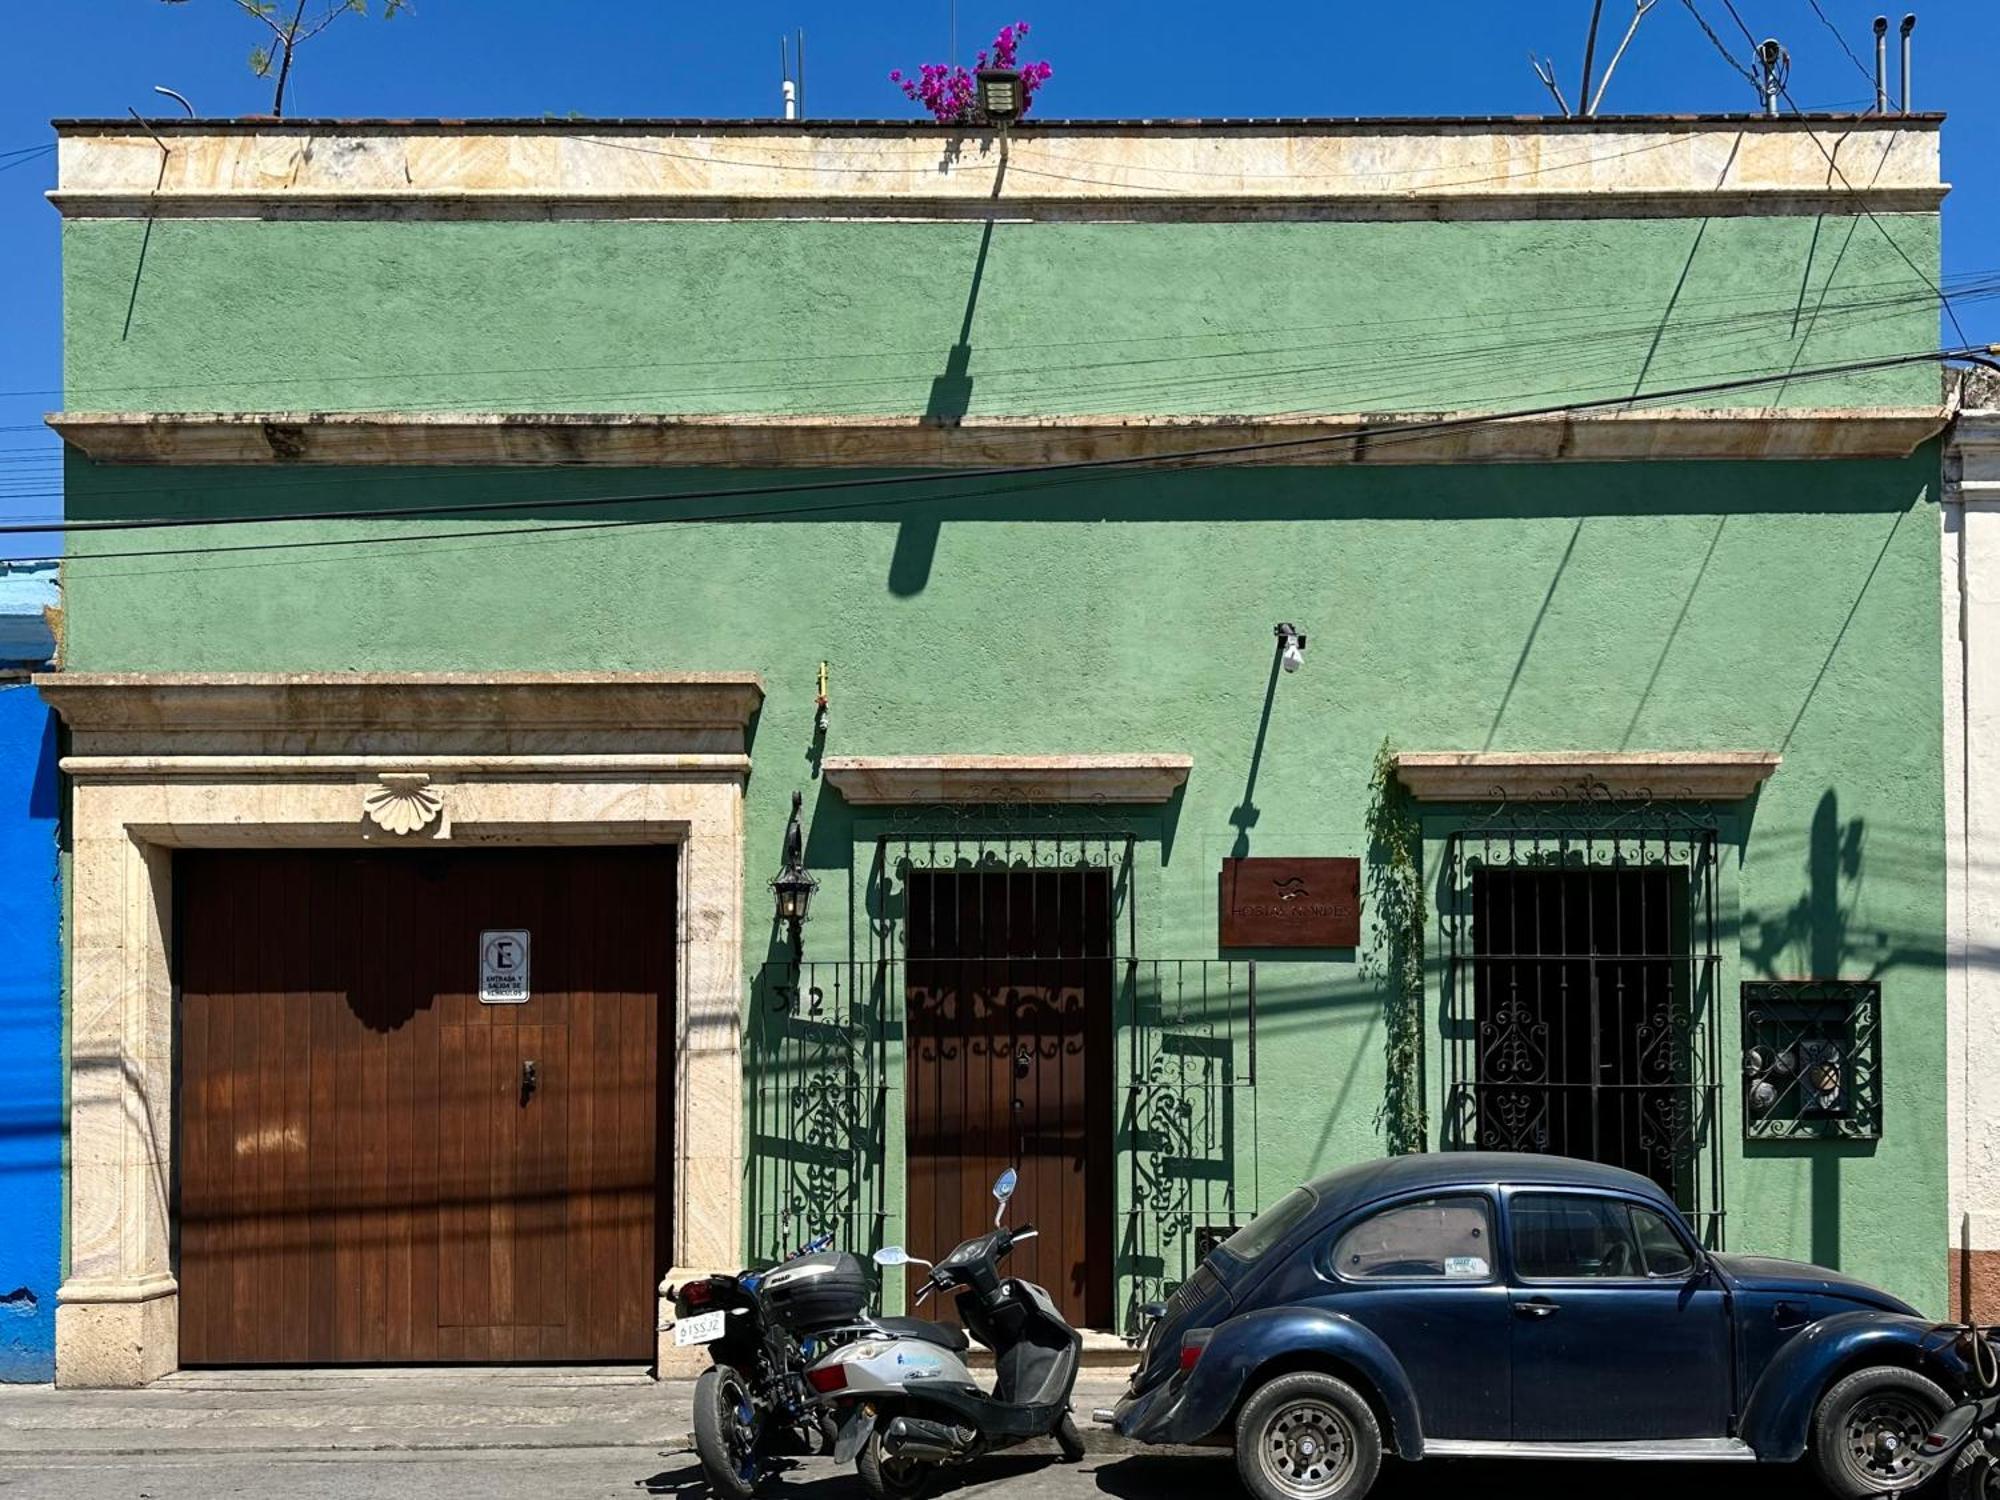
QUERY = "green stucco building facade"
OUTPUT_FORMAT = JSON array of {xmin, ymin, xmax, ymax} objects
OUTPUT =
[{"xmin": 39, "ymin": 113, "xmax": 1959, "ymax": 1383}]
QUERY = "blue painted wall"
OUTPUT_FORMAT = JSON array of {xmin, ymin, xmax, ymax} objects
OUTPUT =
[
  {"xmin": 0, "ymin": 684, "xmax": 59, "ymax": 1381},
  {"xmin": 0, "ymin": 570, "xmax": 59, "ymax": 1379}
]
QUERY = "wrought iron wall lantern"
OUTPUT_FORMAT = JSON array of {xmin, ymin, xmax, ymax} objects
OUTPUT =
[
  {"xmin": 977, "ymin": 68, "xmax": 1025, "ymax": 124},
  {"xmin": 771, "ymin": 789, "xmax": 819, "ymax": 962}
]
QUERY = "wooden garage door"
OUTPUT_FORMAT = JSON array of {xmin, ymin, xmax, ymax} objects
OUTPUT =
[{"xmin": 177, "ymin": 847, "xmax": 673, "ymax": 1365}]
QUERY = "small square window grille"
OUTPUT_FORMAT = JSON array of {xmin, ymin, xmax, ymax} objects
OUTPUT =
[{"xmin": 1741, "ymin": 980, "xmax": 1881, "ymax": 1141}]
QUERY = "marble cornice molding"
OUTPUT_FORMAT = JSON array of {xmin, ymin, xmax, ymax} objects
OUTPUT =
[
  {"xmin": 1393, "ymin": 750, "xmax": 1781, "ymax": 801},
  {"xmin": 35, "ymin": 671, "xmax": 766, "ymax": 763},
  {"xmin": 48, "ymin": 407, "xmax": 1949, "ymax": 468},
  {"xmin": 823, "ymin": 753, "xmax": 1192, "ymax": 805}
]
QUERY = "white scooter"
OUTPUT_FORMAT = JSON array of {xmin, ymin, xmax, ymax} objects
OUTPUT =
[{"xmin": 801, "ymin": 1169, "xmax": 1086, "ymax": 1499}]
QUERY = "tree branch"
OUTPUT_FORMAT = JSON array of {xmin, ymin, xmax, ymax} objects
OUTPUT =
[
  {"xmin": 1529, "ymin": 53, "xmax": 1574, "ymax": 117},
  {"xmin": 229, "ymin": 0, "xmax": 289, "ymax": 41},
  {"xmin": 1578, "ymin": 0, "xmax": 1606, "ymax": 117},
  {"xmin": 1587, "ymin": 0, "xmax": 1659, "ymax": 115}
]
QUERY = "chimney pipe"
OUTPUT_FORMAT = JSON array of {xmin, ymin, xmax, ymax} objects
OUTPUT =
[
  {"xmin": 1899, "ymin": 13, "xmax": 1916, "ymax": 114},
  {"xmin": 1873, "ymin": 17, "xmax": 1889, "ymax": 113}
]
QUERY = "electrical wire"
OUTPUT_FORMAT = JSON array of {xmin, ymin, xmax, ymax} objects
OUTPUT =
[
  {"xmin": 8, "ymin": 342, "xmax": 1988, "ymax": 564},
  {"xmin": 1803, "ymin": 0, "xmax": 1879, "ymax": 87},
  {"xmin": 1717, "ymin": 0, "xmax": 1763, "ymax": 49},
  {"xmin": 1775, "ymin": 90, "xmax": 1973, "ymax": 347},
  {"xmin": 0, "ymin": 281, "xmax": 1974, "ymax": 506},
  {"xmin": 1680, "ymin": 0, "xmax": 1763, "ymax": 92}
]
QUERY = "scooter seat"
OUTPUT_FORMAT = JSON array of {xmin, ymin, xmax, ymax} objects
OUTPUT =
[{"xmin": 874, "ymin": 1316, "xmax": 970, "ymax": 1353}]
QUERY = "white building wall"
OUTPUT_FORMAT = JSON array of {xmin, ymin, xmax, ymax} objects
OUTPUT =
[{"xmin": 1946, "ymin": 407, "xmax": 2000, "ymax": 1317}]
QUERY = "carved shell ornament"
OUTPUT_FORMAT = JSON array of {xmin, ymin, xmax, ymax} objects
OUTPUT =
[{"xmin": 363, "ymin": 773, "xmax": 444, "ymax": 836}]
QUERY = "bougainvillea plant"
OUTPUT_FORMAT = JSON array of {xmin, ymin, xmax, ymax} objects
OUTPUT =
[{"xmin": 890, "ymin": 22, "xmax": 1053, "ymax": 125}]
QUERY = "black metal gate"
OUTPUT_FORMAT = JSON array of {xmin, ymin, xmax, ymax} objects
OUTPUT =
[
  {"xmin": 1124, "ymin": 958, "xmax": 1258, "ymax": 1332},
  {"xmin": 749, "ymin": 808, "xmax": 1261, "ymax": 1330},
  {"xmin": 1442, "ymin": 786, "xmax": 1725, "ymax": 1246}
]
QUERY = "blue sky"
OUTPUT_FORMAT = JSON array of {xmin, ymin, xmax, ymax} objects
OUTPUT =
[{"xmin": 4, "ymin": 0, "xmax": 1995, "ymax": 556}]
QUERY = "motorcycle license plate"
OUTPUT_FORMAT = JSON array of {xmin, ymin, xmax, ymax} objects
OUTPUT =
[{"xmin": 673, "ymin": 1311, "xmax": 728, "ymax": 1346}]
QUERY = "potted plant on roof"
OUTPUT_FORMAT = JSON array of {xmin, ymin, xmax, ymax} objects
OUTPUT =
[{"xmin": 890, "ymin": 22, "xmax": 1053, "ymax": 126}]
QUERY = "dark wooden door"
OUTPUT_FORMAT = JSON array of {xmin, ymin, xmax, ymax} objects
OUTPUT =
[
  {"xmin": 904, "ymin": 870, "xmax": 1114, "ymax": 1329},
  {"xmin": 177, "ymin": 847, "xmax": 673, "ymax": 1365}
]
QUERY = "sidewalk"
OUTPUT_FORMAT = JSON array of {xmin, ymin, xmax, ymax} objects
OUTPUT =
[{"xmin": 0, "ymin": 1367, "xmax": 1139, "ymax": 1458}]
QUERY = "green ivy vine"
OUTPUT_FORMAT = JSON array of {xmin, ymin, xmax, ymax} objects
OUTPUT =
[{"xmin": 1367, "ymin": 739, "xmax": 1428, "ymax": 1155}]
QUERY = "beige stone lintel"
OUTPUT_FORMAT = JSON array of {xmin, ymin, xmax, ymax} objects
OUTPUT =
[
  {"xmin": 1393, "ymin": 750, "xmax": 1781, "ymax": 801},
  {"xmin": 47, "ymin": 408, "xmax": 1950, "ymax": 468},
  {"xmin": 823, "ymin": 753, "xmax": 1193, "ymax": 805},
  {"xmin": 48, "ymin": 118, "xmax": 1944, "ymax": 218},
  {"xmin": 60, "ymin": 753, "xmax": 753, "ymax": 779},
  {"xmin": 44, "ymin": 187, "xmax": 1950, "ymax": 223},
  {"xmin": 37, "ymin": 672, "xmax": 765, "ymax": 759}
]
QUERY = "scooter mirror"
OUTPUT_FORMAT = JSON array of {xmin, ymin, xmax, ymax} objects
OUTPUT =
[
  {"xmin": 873, "ymin": 1245, "xmax": 910, "ymax": 1267},
  {"xmin": 993, "ymin": 1168, "xmax": 1018, "ymax": 1202}
]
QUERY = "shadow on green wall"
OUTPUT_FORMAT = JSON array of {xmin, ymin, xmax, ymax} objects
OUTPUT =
[{"xmin": 1741, "ymin": 787, "xmax": 1924, "ymax": 1271}]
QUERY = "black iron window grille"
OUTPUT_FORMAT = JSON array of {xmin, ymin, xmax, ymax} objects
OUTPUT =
[
  {"xmin": 1443, "ymin": 784, "xmax": 1725, "ymax": 1248},
  {"xmin": 1124, "ymin": 958, "xmax": 1258, "ymax": 1336},
  {"xmin": 1741, "ymin": 980, "xmax": 1882, "ymax": 1141},
  {"xmin": 749, "ymin": 960, "xmax": 890, "ymax": 1264}
]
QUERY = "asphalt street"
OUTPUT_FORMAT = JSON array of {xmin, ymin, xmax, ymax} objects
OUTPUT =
[
  {"xmin": 0, "ymin": 1444, "xmax": 1839, "ymax": 1500},
  {"xmin": 0, "ymin": 1369, "xmax": 1839, "ymax": 1500}
]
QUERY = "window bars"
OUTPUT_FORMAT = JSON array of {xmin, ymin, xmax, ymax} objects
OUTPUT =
[
  {"xmin": 748, "ymin": 960, "xmax": 890, "ymax": 1264},
  {"xmin": 1125, "ymin": 957, "xmax": 1258, "ymax": 1337},
  {"xmin": 1741, "ymin": 980, "xmax": 1882, "ymax": 1141},
  {"xmin": 1442, "ymin": 783, "xmax": 1726, "ymax": 1248}
]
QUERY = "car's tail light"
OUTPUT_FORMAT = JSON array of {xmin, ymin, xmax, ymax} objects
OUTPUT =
[
  {"xmin": 806, "ymin": 1363, "xmax": 849, "ymax": 1394},
  {"xmin": 1179, "ymin": 1329, "xmax": 1213, "ymax": 1374}
]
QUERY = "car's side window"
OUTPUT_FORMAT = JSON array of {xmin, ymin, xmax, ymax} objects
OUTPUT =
[
  {"xmin": 1329, "ymin": 1194, "xmax": 1493, "ymax": 1282},
  {"xmin": 1628, "ymin": 1204, "xmax": 1697, "ymax": 1278},
  {"xmin": 1510, "ymin": 1193, "xmax": 1652, "ymax": 1279}
]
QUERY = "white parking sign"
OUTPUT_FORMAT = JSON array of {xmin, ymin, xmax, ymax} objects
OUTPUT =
[{"xmin": 479, "ymin": 929, "xmax": 530, "ymax": 1003}]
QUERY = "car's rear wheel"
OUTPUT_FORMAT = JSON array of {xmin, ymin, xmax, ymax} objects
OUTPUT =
[
  {"xmin": 1235, "ymin": 1372, "xmax": 1382, "ymax": 1500},
  {"xmin": 1810, "ymin": 1365, "xmax": 1951, "ymax": 1499}
]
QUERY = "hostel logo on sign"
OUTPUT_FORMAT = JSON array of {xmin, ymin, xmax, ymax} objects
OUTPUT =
[
  {"xmin": 480, "ymin": 929, "xmax": 531, "ymax": 1004},
  {"xmin": 1219, "ymin": 858, "xmax": 1361, "ymax": 948}
]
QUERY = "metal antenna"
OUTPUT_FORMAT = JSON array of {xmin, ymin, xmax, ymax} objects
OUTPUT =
[
  {"xmin": 780, "ymin": 34, "xmax": 796, "ymax": 120},
  {"xmin": 797, "ymin": 27, "xmax": 806, "ymax": 118}
]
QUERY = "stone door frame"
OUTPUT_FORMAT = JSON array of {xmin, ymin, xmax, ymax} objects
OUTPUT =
[{"xmin": 37, "ymin": 672, "xmax": 761, "ymax": 1387}]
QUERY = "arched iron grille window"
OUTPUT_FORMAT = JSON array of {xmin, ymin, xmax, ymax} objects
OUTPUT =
[{"xmin": 1441, "ymin": 788, "xmax": 1725, "ymax": 1247}]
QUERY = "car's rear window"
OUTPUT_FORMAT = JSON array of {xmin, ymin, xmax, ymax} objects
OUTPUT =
[{"xmin": 1217, "ymin": 1186, "xmax": 1318, "ymax": 1264}]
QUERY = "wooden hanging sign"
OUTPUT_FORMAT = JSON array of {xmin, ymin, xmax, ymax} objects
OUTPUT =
[{"xmin": 1219, "ymin": 857, "xmax": 1361, "ymax": 948}]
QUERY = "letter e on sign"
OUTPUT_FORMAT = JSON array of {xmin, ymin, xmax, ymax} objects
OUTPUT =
[{"xmin": 480, "ymin": 929, "xmax": 531, "ymax": 1004}]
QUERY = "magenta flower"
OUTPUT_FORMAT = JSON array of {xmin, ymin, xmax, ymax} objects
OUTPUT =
[{"xmin": 891, "ymin": 19, "xmax": 1053, "ymax": 124}]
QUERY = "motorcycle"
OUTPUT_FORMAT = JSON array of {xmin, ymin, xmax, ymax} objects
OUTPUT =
[
  {"xmin": 1900, "ymin": 1331, "xmax": 2000, "ymax": 1499},
  {"xmin": 801, "ymin": 1168, "xmax": 1087, "ymax": 1500},
  {"xmin": 669, "ymin": 1232, "xmax": 872, "ymax": 1497}
]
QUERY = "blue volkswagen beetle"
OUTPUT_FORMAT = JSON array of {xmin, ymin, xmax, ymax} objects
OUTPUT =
[{"xmin": 1109, "ymin": 1153, "xmax": 1991, "ymax": 1500}]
